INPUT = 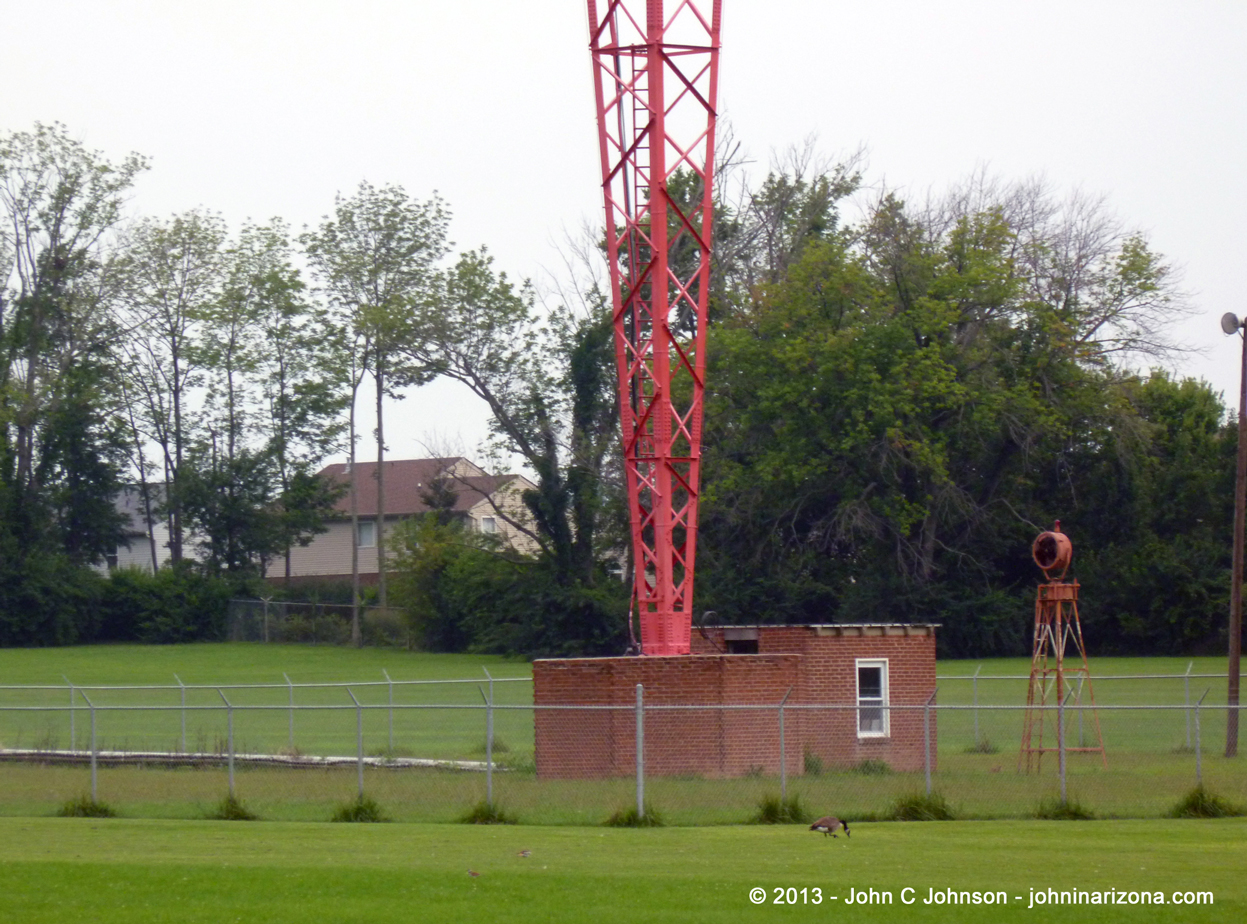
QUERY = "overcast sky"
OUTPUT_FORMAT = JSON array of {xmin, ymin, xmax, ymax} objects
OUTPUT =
[{"xmin": 4, "ymin": 1, "xmax": 1245, "ymax": 469}]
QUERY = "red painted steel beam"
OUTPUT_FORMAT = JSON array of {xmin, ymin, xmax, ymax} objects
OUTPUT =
[{"xmin": 587, "ymin": 0, "xmax": 721, "ymax": 655}]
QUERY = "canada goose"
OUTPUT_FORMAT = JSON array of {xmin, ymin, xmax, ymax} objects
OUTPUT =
[{"xmin": 809, "ymin": 816, "xmax": 850, "ymax": 838}]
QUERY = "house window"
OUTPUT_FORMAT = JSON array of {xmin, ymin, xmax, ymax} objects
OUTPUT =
[
  {"xmin": 357, "ymin": 520, "xmax": 376, "ymax": 548},
  {"xmin": 479, "ymin": 516, "xmax": 497, "ymax": 534},
  {"xmin": 856, "ymin": 659, "xmax": 889, "ymax": 737}
]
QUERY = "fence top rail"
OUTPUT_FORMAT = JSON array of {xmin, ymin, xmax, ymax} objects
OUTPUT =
[
  {"xmin": 0, "ymin": 676, "xmax": 532, "ymax": 693},
  {"xmin": 0, "ymin": 701, "xmax": 1241, "ymax": 713},
  {"xmin": 7, "ymin": 673, "xmax": 1238, "ymax": 693},
  {"xmin": 936, "ymin": 673, "xmax": 1241, "ymax": 681}
]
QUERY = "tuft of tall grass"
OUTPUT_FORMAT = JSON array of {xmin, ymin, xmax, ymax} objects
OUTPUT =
[
  {"xmin": 604, "ymin": 804, "xmax": 663, "ymax": 827},
  {"xmin": 888, "ymin": 792, "xmax": 955, "ymax": 821},
  {"xmin": 332, "ymin": 794, "xmax": 390, "ymax": 823},
  {"xmin": 459, "ymin": 800, "xmax": 517, "ymax": 825},
  {"xmin": 963, "ymin": 738, "xmax": 999, "ymax": 754},
  {"xmin": 852, "ymin": 759, "xmax": 891, "ymax": 776},
  {"xmin": 1169, "ymin": 785, "xmax": 1245, "ymax": 819},
  {"xmin": 57, "ymin": 795, "xmax": 116, "ymax": 818},
  {"xmin": 206, "ymin": 794, "xmax": 258, "ymax": 821},
  {"xmin": 750, "ymin": 794, "xmax": 811, "ymax": 825},
  {"xmin": 1034, "ymin": 795, "xmax": 1095, "ymax": 820},
  {"xmin": 802, "ymin": 750, "xmax": 824, "ymax": 776}
]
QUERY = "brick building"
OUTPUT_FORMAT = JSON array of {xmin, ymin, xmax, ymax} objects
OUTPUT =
[{"xmin": 533, "ymin": 623, "xmax": 937, "ymax": 779}]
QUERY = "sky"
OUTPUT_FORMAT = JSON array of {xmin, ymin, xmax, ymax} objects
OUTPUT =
[{"xmin": 4, "ymin": 1, "xmax": 1246, "ymax": 470}]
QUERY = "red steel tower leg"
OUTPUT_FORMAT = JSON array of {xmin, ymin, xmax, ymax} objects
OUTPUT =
[{"xmin": 587, "ymin": 0, "xmax": 721, "ymax": 656}]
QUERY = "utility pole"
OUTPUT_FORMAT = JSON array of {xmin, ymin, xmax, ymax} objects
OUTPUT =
[{"xmin": 1220, "ymin": 311, "xmax": 1244, "ymax": 757}]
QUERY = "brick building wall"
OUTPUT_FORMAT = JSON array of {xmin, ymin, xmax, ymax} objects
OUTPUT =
[{"xmin": 533, "ymin": 624, "xmax": 937, "ymax": 779}]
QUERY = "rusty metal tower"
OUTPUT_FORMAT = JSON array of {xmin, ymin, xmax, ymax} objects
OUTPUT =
[
  {"xmin": 587, "ymin": 1, "xmax": 722, "ymax": 655},
  {"xmin": 1019, "ymin": 522, "xmax": 1107, "ymax": 772}
]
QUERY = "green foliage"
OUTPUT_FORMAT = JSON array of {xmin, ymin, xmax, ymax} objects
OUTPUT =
[
  {"xmin": 698, "ymin": 171, "xmax": 1210, "ymax": 658},
  {"xmin": 964, "ymin": 738, "xmax": 999, "ymax": 754},
  {"xmin": 206, "ymin": 794, "xmax": 258, "ymax": 821},
  {"xmin": 888, "ymin": 792, "xmax": 955, "ymax": 821},
  {"xmin": 802, "ymin": 749, "xmax": 824, "ymax": 776},
  {"xmin": 750, "ymin": 794, "xmax": 811, "ymax": 824},
  {"xmin": 390, "ymin": 513, "xmax": 628, "ymax": 658},
  {"xmin": 851, "ymin": 759, "xmax": 891, "ymax": 776},
  {"xmin": 1034, "ymin": 795, "xmax": 1095, "ymax": 820},
  {"xmin": 98, "ymin": 564, "xmax": 233, "ymax": 643},
  {"xmin": 1169, "ymin": 785, "xmax": 1244, "ymax": 819},
  {"xmin": 459, "ymin": 800, "xmax": 516, "ymax": 825},
  {"xmin": 56, "ymin": 795, "xmax": 116, "ymax": 818},
  {"xmin": 604, "ymin": 804, "xmax": 663, "ymax": 828},
  {"xmin": 0, "ymin": 549, "xmax": 105, "ymax": 646},
  {"xmin": 331, "ymin": 795, "xmax": 390, "ymax": 823}
]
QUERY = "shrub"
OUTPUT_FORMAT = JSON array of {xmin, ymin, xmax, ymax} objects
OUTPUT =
[
  {"xmin": 99, "ymin": 563, "xmax": 233, "ymax": 643},
  {"xmin": 459, "ymin": 800, "xmax": 517, "ymax": 825},
  {"xmin": 964, "ymin": 738, "xmax": 999, "ymax": 754},
  {"xmin": 332, "ymin": 795, "xmax": 390, "ymax": 823},
  {"xmin": 803, "ymin": 749, "xmax": 824, "ymax": 776},
  {"xmin": 852, "ymin": 759, "xmax": 891, "ymax": 776},
  {"xmin": 206, "ymin": 794, "xmax": 258, "ymax": 821},
  {"xmin": 57, "ymin": 795, "xmax": 115, "ymax": 818},
  {"xmin": 1169, "ymin": 785, "xmax": 1245, "ymax": 819},
  {"xmin": 1034, "ymin": 795, "xmax": 1095, "ymax": 820},
  {"xmin": 888, "ymin": 792, "xmax": 955, "ymax": 821},
  {"xmin": 604, "ymin": 804, "xmax": 663, "ymax": 827},
  {"xmin": 751, "ymin": 794, "xmax": 811, "ymax": 825}
]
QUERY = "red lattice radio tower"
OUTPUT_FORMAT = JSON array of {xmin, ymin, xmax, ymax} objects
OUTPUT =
[
  {"xmin": 587, "ymin": 1, "xmax": 722, "ymax": 655},
  {"xmin": 1018, "ymin": 522, "xmax": 1107, "ymax": 772}
]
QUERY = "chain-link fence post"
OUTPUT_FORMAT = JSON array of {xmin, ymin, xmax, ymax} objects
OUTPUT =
[
  {"xmin": 1058, "ymin": 687, "xmax": 1068, "ymax": 802},
  {"xmin": 1196, "ymin": 689, "xmax": 1209, "ymax": 785},
  {"xmin": 636, "ymin": 684, "xmax": 645, "ymax": 817},
  {"xmin": 63, "ymin": 676, "xmax": 75, "ymax": 752},
  {"xmin": 924, "ymin": 690, "xmax": 935, "ymax": 796},
  {"xmin": 283, "ymin": 673, "xmax": 294, "ymax": 752},
  {"xmin": 383, "ymin": 669, "xmax": 394, "ymax": 753},
  {"xmin": 483, "ymin": 668, "xmax": 495, "ymax": 806},
  {"xmin": 174, "ymin": 674, "xmax": 187, "ymax": 753},
  {"xmin": 80, "ymin": 691, "xmax": 97, "ymax": 801},
  {"xmin": 972, "ymin": 664, "xmax": 981, "ymax": 745},
  {"xmin": 1184, "ymin": 661, "xmax": 1194, "ymax": 749},
  {"xmin": 346, "ymin": 687, "xmax": 363, "ymax": 798},
  {"xmin": 218, "ymin": 689, "xmax": 234, "ymax": 797},
  {"xmin": 478, "ymin": 685, "xmax": 494, "ymax": 806},
  {"xmin": 778, "ymin": 686, "xmax": 792, "ymax": 801}
]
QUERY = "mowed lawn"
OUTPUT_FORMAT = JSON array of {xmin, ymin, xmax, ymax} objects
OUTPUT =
[
  {"xmin": 0, "ymin": 646, "xmax": 1242, "ymax": 823},
  {"xmin": 0, "ymin": 816, "xmax": 1241, "ymax": 924}
]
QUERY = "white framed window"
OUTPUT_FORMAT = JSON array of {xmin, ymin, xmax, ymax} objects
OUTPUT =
[
  {"xmin": 479, "ymin": 516, "xmax": 497, "ymax": 534},
  {"xmin": 357, "ymin": 520, "xmax": 376, "ymax": 548},
  {"xmin": 856, "ymin": 658, "xmax": 890, "ymax": 738}
]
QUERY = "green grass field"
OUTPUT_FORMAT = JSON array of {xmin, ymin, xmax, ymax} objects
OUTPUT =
[
  {"xmin": 0, "ymin": 645, "xmax": 1242, "ymax": 824},
  {"xmin": 0, "ymin": 816, "xmax": 1241, "ymax": 923}
]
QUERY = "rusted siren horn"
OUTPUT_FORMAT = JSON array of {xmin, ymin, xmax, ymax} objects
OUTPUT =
[{"xmin": 1032, "ymin": 520, "xmax": 1072, "ymax": 581}]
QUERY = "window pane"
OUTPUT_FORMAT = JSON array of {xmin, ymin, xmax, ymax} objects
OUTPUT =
[
  {"xmin": 358, "ymin": 521, "xmax": 375, "ymax": 547},
  {"xmin": 859, "ymin": 706, "xmax": 884, "ymax": 734},
  {"xmin": 858, "ymin": 666, "xmax": 882, "ymax": 698}
]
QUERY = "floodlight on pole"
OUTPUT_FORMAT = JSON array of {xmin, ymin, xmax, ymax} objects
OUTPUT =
[{"xmin": 1221, "ymin": 311, "xmax": 1244, "ymax": 758}]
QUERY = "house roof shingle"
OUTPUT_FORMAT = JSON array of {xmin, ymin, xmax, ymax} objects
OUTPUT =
[{"xmin": 318, "ymin": 458, "xmax": 525, "ymax": 518}]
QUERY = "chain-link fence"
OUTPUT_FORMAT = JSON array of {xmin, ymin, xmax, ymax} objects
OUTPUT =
[
  {"xmin": 1, "ymin": 674, "xmax": 1243, "ymax": 824},
  {"xmin": 226, "ymin": 599, "xmax": 409, "ymax": 646}
]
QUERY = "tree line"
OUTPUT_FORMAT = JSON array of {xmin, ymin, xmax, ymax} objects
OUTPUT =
[{"xmin": 1, "ymin": 123, "xmax": 1234, "ymax": 658}]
